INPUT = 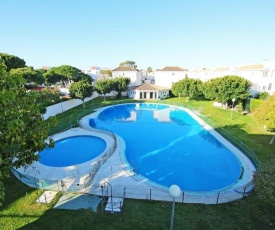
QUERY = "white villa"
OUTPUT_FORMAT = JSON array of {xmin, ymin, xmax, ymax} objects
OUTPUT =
[
  {"xmin": 87, "ymin": 61, "xmax": 275, "ymax": 100},
  {"xmin": 112, "ymin": 66, "xmax": 142, "ymax": 87},
  {"xmin": 128, "ymin": 84, "xmax": 169, "ymax": 100},
  {"xmin": 151, "ymin": 61, "xmax": 275, "ymax": 96},
  {"xmin": 154, "ymin": 66, "xmax": 188, "ymax": 88}
]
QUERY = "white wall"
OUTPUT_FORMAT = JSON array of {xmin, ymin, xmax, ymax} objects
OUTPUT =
[
  {"xmin": 43, "ymin": 92, "xmax": 99, "ymax": 120},
  {"xmin": 154, "ymin": 71, "xmax": 187, "ymax": 88},
  {"xmin": 112, "ymin": 70, "xmax": 142, "ymax": 86}
]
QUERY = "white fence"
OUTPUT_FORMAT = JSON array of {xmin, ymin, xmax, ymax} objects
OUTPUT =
[{"xmin": 43, "ymin": 92, "xmax": 99, "ymax": 120}]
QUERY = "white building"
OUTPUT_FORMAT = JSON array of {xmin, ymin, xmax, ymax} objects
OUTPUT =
[
  {"xmin": 128, "ymin": 84, "xmax": 169, "ymax": 100},
  {"xmin": 112, "ymin": 66, "xmax": 142, "ymax": 87},
  {"xmin": 154, "ymin": 66, "xmax": 188, "ymax": 88},
  {"xmin": 152, "ymin": 62, "xmax": 275, "ymax": 96}
]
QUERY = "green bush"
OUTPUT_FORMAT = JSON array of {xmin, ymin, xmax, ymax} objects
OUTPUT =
[
  {"xmin": 250, "ymin": 98, "xmax": 264, "ymax": 112},
  {"xmin": 255, "ymin": 92, "xmax": 270, "ymax": 100}
]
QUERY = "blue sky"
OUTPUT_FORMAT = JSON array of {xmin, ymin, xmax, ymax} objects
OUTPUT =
[{"xmin": 1, "ymin": 0, "xmax": 275, "ymax": 71}]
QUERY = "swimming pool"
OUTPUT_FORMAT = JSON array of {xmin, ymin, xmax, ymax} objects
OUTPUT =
[
  {"xmin": 90, "ymin": 103, "xmax": 242, "ymax": 192},
  {"xmin": 38, "ymin": 135, "xmax": 107, "ymax": 167}
]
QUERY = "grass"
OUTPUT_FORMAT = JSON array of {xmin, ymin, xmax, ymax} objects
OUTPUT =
[{"xmin": 1, "ymin": 96, "xmax": 275, "ymax": 229}]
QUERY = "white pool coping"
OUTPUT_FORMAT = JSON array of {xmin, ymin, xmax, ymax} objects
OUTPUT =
[{"xmin": 14, "ymin": 103, "xmax": 257, "ymax": 204}]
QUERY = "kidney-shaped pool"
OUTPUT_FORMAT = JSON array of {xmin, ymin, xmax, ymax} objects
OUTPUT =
[{"xmin": 89, "ymin": 103, "xmax": 248, "ymax": 192}]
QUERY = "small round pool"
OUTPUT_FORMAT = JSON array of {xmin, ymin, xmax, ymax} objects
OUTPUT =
[{"xmin": 38, "ymin": 135, "xmax": 107, "ymax": 167}]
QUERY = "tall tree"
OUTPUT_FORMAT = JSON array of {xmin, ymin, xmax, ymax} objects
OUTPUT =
[
  {"xmin": 171, "ymin": 78, "xmax": 203, "ymax": 98},
  {"xmin": 252, "ymin": 94, "xmax": 275, "ymax": 131},
  {"xmin": 119, "ymin": 60, "xmax": 137, "ymax": 69},
  {"xmin": 100, "ymin": 69, "xmax": 112, "ymax": 77},
  {"xmin": 46, "ymin": 65, "xmax": 92, "ymax": 85},
  {"xmin": 112, "ymin": 77, "xmax": 130, "ymax": 98},
  {"xmin": 202, "ymin": 76, "xmax": 251, "ymax": 105},
  {"xmin": 9, "ymin": 67, "xmax": 45, "ymax": 85},
  {"xmin": 0, "ymin": 53, "xmax": 26, "ymax": 72},
  {"xmin": 0, "ymin": 59, "xmax": 54, "ymax": 205},
  {"xmin": 147, "ymin": 67, "xmax": 153, "ymax": 73},
  {"xmin": 43, "ymin": 71, "xmax": 66, "ymax": 85},
  {"xmin": 69, "ymin": 80, "xmax": 93, "ymax": 108},
  {"xmin": 95, "ymin": 79, "xmax": 113, "ymax": 100}
]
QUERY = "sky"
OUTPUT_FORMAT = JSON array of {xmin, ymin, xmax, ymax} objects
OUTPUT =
[{"xmin": 1, "ymin": 0, "xmax": 275, "ymax": 71}]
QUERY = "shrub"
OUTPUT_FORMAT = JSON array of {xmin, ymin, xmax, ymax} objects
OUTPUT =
[{"xmin": 250, "ymin": 98, "xmax": 264, "ymax": 113}]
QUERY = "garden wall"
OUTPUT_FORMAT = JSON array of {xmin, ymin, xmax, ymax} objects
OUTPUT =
[{"xmin": 43, "ymin": 92, "xmax": 99, "ymax": 120}]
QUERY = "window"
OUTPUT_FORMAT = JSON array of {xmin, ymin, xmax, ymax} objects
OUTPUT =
[
  {"xmin": 263, "ymin": 86, "xmax": 266, "ymax": 90},
  {"xmin": 268, "ymin": 83, "xmax": 272, "ymax": 90},
  {"xmin": 262, "ymin": 71, "xmax": 268, "ymax": 77}
]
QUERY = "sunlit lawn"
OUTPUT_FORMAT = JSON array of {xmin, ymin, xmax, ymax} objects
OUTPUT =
[{"xmin": 1, "ymin": 96, "xmax": 274, "ymax": 229}]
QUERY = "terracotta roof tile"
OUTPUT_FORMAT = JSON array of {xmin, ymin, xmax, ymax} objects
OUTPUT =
[
  {"xmin": 112, "ymin": 66, "xmax": 137, "ymax": 71},
  {"xmin": 158, "ymin": 66, "xmax": 186, "ymax": 71},
  {"xmin": 236, "ymin": 64, "xmax": 264, "ymax": 70},
  {"xmin": 134, "ymin": 84, "xmax": 169, "ymax": 91}
]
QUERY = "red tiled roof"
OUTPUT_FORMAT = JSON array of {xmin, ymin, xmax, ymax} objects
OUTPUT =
[
  {"xmin": 236, "ymin": 64, "xmax": 264, "ymax": 70},
  {"xmin": 133, "ymin": 84, "xmax": 169, "ymax": 91},
  {"xmin": 158, "ymin": 66, "xmax": 186, "ymax": 71},
  {"xmin": 112, "ymin": 66, "xmax": 138, "ymax": 71}
]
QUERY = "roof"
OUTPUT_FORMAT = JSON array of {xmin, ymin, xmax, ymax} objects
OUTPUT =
[
  {"xmin": 132, "ymin": 84, "xmax": 169, "ymax": 91},
  {"xmin": 157, "ymin": 66, "xmax": 187, "ymax": 71},
  {"xmin": 214, "ymin": 67, "xmax": 229, "ymax": 71},
  {"xmin": 112, "ymin": 66, "xmax": 138, "ymax": 71},
  {"xmin": 236, "ymin": 64, "xmax": 264, "ymax": 70}
]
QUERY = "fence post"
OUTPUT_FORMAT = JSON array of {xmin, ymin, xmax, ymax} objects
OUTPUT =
[
  {"xmin": 182, "ymin": 191, "xmax": 184, "ymax": 203},
  {"xmin": 150, "ymin": 189, "xmax": 152, "ymax": 201},
  {"xmin": 243, "ymin": 186, "xmax": 247, "ymax": 198},
  {"xmin": 44, "ymin": 193, "xmax": 48, "ymax": 205},
  {"xmin": 216, "ymin": 192, "xmax": 220, "ymax": 204},
  {"xmin": 124, "ymin": 187, "xmax": 126, "ymax": 198},
  {"xmin": 57, "ymin": 181, "xmax": 60, "ymax": 191}
]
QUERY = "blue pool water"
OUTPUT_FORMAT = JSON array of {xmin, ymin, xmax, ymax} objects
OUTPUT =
[
  {"xmin": 91, "ymin": 103, "xmax": 241, "ymax": 192},
  {"xmin": 38, "ymin": 136, "xmax": 106, "ymax": 167}
]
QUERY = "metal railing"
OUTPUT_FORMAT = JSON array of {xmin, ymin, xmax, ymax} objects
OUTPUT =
[{"xmin": 11, "ymin": 136, "xmax": 117, "ymax": 193}]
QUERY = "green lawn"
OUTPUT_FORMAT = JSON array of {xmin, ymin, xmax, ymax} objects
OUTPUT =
[{"xmin": 1, "ymin": 97, "xmax": 274, "ymax": 229}]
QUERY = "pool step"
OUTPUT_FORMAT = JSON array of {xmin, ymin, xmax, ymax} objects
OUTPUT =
[{"xmin": 105, "ymin": 197, "xmax": 124, "ymax": 213}]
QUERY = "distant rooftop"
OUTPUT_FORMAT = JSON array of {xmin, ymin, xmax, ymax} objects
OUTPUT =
[
  {"xmin": 132, "ymin": 83, "xmax": 169, "ymax": 91},
  {"xmin": 236, "ymin": 64, "xmax": 264, "ymax": 70},
  {"xmin": 112, "ymin": 66, "xmax": 138, "ymax": 71},
  {"xmin": 157, "ymin": 66, "xmax": 187, "ymax": 71}
]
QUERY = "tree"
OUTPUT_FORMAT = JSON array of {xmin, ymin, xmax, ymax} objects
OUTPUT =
[
  {"xmin": 0, "ymin": 53, "xmax": 26, "ymax": 72},
  {"xmin": 252, "ymin": 94, "xmax": 275, "ymax": 131},
  {"xmin": 171, "ymin": 78, "xmax": 203, "ymax": 98},
  {"xmin": 147, "ymin": 67, "xmax": 152, "ymax": 73},
  {"xmin": 46, "ymin": 65, "xmax": 92, "ymax": 85},
  {"xmin": 119, "ymin": 60, "xmax": 137, "ymax": 69},
  {"xmin": 0, "ymin": 59, "xmax": 54, "ymax": 205},
  {"xmin": 9, "ymin": 67, "xmax": 45, "ymax": 85},
  {"xmin": 202, "ymin": 75, "xmax": 251, "ymax": 105},
  {"xmin": 255, "ymin": 92, "xmax": 270, "ymax": 100},
  {"xmin": 253, "ymin": 158, "xmax": 275, "ymax": 205},
  {"xmin": 100, "ymin": 69, "xmax": 112, "ymax": 77},
  {"xmin": 95, "ymin": 79, "xmax": 113, "ymax": 100},
  {"xmin": 43, "ymin": 71, "xmax": 66, "ymax": 85},
  {"xmin": 69, "ymin": 80, "xmax": 93, "ymax": 108},
  {"xmin": 112, "ymin": 77, "xmax": 130, "ymax": 98}
]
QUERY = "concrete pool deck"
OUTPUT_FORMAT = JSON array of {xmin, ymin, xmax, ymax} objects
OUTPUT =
[{"xmin": 13, "ymin": 104, "xmax": 257, "ymax": 204}]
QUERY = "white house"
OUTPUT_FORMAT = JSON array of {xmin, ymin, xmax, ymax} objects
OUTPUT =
[
  {"xmin": 128, "ymin": 83, "xmax": 170, "ymax": 100},
  {"xmin": 82, "ymin": 66, "xmax": 101, "ymax": 83},
  {"xmin": 112, "ymin": 66, "xmax": 142, "ymax": 87},
  {"xmin": 152, "ymin": 62, "xmax": 275, "ymax": 96},
  {"xmin": 154, "ymin": 66, "xmax": 188, "ymax": 88}
]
